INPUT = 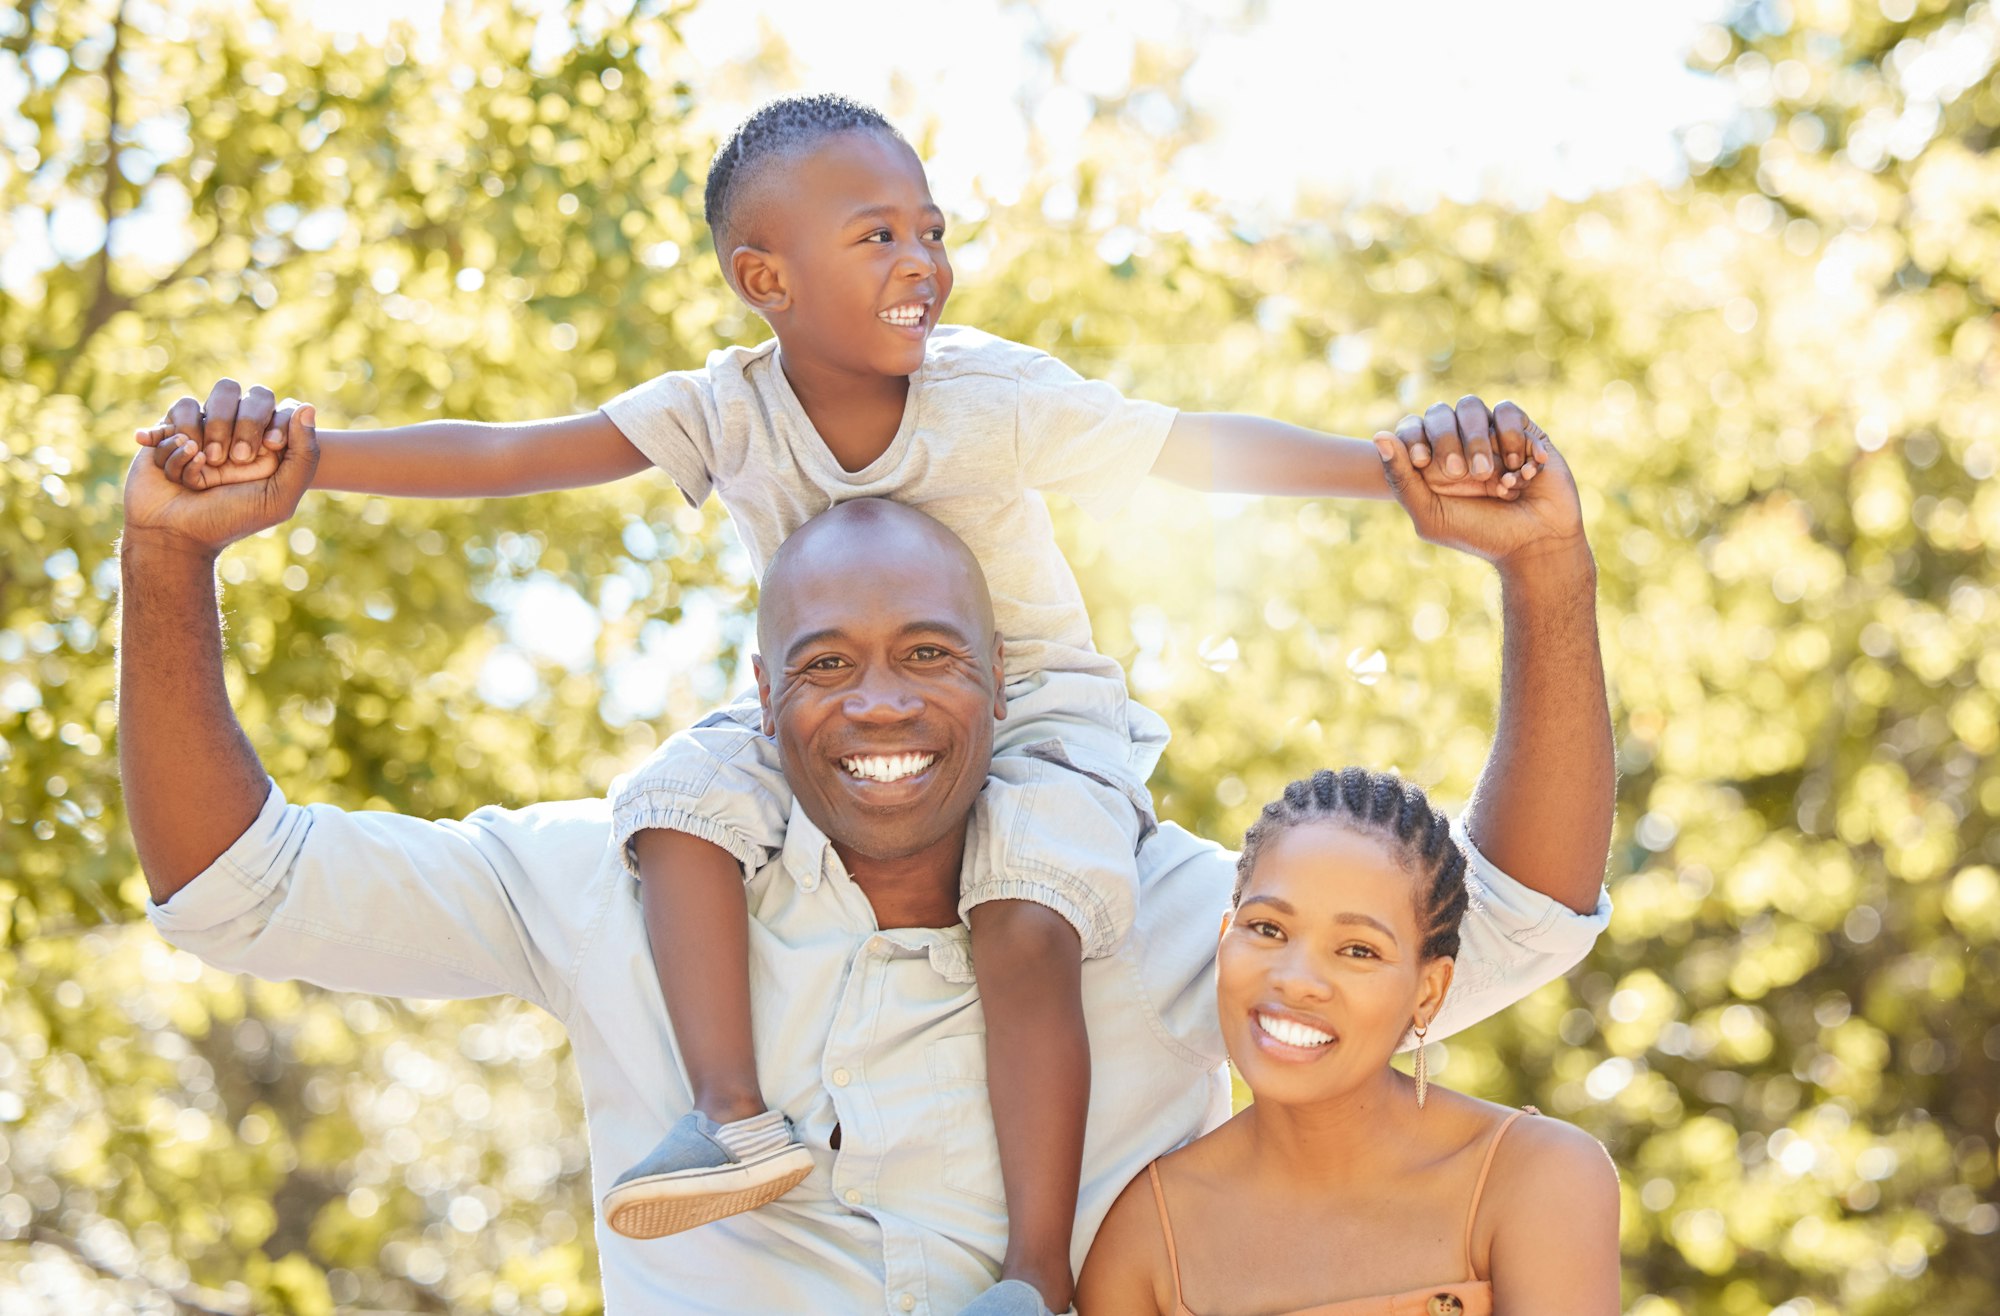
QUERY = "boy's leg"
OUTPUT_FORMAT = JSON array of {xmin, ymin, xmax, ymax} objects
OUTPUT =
[
  {"xmin": 601, "ymin": 704, "xmax": 810, "ymax": 1239},
  {"xmin": 967, "ymin": 899, "xmax": 1088, "ymax": 1314},
  {"xmin": 637, "ymin": 829, "xmax": 766, "ymax": 1125},
  {"xmin": 958, "ymin": 712, "xmax": 1152, "ymax": 1315}
]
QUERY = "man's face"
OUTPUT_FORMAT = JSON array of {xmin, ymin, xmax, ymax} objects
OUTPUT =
[
  {"xmin": 749, "ymin": 129, "xmax": 954, "ymax": 379},
  {"xmin": 755, "ymin": 523, "xmax": 1002, "ymax": 868}
]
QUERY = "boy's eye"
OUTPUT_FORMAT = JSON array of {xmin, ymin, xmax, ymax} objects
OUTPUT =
[
  {"xmin": 864, "ymin": 229, "xmax": 892, "ymax": 243},
  {"xmin": 924, "ymin": 226, "xmax": 945, "ymax": 242}
]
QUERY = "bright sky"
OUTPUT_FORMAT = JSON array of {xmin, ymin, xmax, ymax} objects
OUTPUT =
[{"xmin": 670, "ymin": 0, "xmax": 1739, "ymax": 214}]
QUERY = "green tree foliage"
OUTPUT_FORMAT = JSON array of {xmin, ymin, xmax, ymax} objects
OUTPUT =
[{"xmin": 2, "ymin": 1, "xmax": 1995, "ymax": 1311}]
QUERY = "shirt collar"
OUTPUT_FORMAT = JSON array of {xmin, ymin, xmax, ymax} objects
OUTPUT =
[{"xmin": 780, "ymin": 799, "xmax": 840, "ymax": 892}]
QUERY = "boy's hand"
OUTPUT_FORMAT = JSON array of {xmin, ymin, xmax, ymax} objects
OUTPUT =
[
  {"xmin": 1397, "ymin": 397, "xmax": 1544, "ymax": 500},
  {"xmin": 135, "ymin": 379, "xmax": 294, "ymax": 490}
]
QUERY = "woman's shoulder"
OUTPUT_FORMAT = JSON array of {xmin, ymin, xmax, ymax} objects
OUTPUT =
[
  {"xmin": 1078, "ymin": 1157, "xmax": 1180, "ymax": 1316},
  {"xmin": 1467, "ymin": 1100, "xmax": 1621, "ymax": 1252}
]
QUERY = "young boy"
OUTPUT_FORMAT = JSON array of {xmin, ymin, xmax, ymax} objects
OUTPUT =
[{"xmin": 142, "ymin": 94, "xmax": 1539, "ymax": 1316}]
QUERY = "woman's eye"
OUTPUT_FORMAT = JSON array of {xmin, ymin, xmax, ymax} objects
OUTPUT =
[
  {"xmin": 1341, "ymin": 943, "xmax": 1380, "ymax": 960},
  {"xmin": 1248, "ymin": 920, "xmax": 1282, "ymax": 939}
]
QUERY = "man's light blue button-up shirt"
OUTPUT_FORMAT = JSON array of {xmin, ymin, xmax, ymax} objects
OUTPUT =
[{"xmin": 147, "ymin": 783, "xmax": 1609, "ymax": 1314}]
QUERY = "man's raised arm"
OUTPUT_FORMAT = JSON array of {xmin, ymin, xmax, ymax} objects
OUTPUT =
[
  {"xmin": 1375, "ymin": 398, "xmax": 1613, "ymax": 915},
  {"xmin": 119, "ymin": 407, "xmax": 321, "ymax": 903}
]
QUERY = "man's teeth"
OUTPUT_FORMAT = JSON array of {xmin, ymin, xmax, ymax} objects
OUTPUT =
[
  {"xmin": 842, "ymin": 753, "xmax": 938, "ymax": 783},
  {"xmin": 1258, "ymin": 1013, "xmax": 1334, "ymax": 1048},
  {"xmin": 878, "ymin": 304, "xmax": 927, "ymax": 327}
]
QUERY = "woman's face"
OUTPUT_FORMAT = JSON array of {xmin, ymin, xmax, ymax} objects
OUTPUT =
[{"xmin": 1217, "ymin": 821, "xmax": 1454, "ymax": 1107}]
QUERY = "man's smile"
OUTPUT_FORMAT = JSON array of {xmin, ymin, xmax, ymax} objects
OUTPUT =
[{"xmin": 840, "ymin": 751, "xmax": 939, "ymax": 783}]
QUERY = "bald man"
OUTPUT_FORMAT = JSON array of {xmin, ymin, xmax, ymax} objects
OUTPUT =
[{"xmin": 118, "ymin": 406, "xmax": 1613, "ymax": 1314}]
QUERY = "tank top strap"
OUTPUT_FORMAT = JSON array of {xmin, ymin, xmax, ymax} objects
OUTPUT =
[
  {"xmin": 1147, "ymin": 1162, "xmax": 1191, "ymax": 1314},
  {"xmin": 1462, "ymin": 1106, "xmax": 1537, "ymax": 1278}
]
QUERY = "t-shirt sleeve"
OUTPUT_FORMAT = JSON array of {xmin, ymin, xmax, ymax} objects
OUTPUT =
[
  {"xmin": 1013, "ymin": 351, "xmax": 1177, "ymax": 520},
  {"xmin": 600, "ymin": 369, "xmax": 718, "ymax": 508}
]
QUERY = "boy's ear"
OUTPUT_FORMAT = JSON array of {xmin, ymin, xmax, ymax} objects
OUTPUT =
[{"xmin": 731, "ymin": 246, "xmax": 789, "ymax": 314}]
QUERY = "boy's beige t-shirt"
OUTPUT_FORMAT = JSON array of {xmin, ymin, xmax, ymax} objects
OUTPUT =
[{"xmin": 601, "ymin": 325, "xmax": 1177, "ymax": 684}]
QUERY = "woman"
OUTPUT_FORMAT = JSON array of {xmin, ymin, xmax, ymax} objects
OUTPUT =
[{"xmin": 1077, "ymin": 768, "xmax": 1620, "ymax": 1314}]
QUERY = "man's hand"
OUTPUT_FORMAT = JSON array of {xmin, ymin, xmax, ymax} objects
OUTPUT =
[
  {"xmin": 1399, "ymin": 395, "xmax": 1544, "ymax": 496},
  {"xmin": 124, "ymin": 404, "xmax": 318, "ymax": 555},
  {"xmin": 135, "ymin": 379, "xmax": 293, "ymax": 490},
  {"xmin": 1374, "ymin": 397, "xmax": 1584, "ymax": 570}
]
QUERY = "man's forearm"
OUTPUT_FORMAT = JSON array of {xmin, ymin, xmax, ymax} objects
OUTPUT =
[
  {"xmin": 117, "ymin": 533, "xmax": 273, "ymax": 903},
  {"xmin": 1151, "ymin": 413, "xmax": 1394, "ymax": 498},
  {"xmin": 1464, "ymin": 538, "xmax": 1613, "ymax": 914}
]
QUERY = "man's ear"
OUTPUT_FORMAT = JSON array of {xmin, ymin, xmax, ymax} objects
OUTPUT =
[
  {"xmin": 990, "ymin": 634, "xmax": 1007, "ymax": 720},
  {"xmin": 732, "ymin": 246, "xmax": 789, "ymax": 315},
  {"xmin": 1415, "ymin": 956, "xmax": 1455, "ymax": 1031},
  {"xmin": 753, "ymin": 654, "xmax": 777, "ymax": 738}
]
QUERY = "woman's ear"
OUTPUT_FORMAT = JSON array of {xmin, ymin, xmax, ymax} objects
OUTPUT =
[
  {"xmin": 1415, "ymin": 955, "xmax": 1455, "ymax": 1029},
  {"xmin": 1218, "ymin": 910, "xmax": 1233, "ymax": 945}
]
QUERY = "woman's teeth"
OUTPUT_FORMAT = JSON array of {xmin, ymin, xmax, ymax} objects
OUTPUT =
[
  {"xmin": 842, "ymin": 753, "xmax": 937, "ymax": 783},
  {"xmin": 1258, "ymin": 1013, "xmax": 1335, "ymax": 1048},
  {"xmin": 879, "ymin": 304, "xmax": 927, "ymax": 327}
]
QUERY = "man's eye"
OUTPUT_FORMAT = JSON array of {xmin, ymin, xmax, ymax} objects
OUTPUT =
[
  {"xmin": 805, "ymin": 656, "xmax": 848, "ymax": 672},
  {"xmin": 909, "ymin": 645, "xmax": 946, "ymax": 661}
]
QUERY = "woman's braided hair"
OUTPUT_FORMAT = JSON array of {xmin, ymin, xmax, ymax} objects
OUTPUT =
[
  {"xmin": 704, "ymin": 93, "xmax": 902, "ymax": 257},
  {"xmin": 1232, "ymin": 768, "xmax": 1471, "ymax": 962}
]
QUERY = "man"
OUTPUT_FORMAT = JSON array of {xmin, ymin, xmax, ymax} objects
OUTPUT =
[{"xmin": 119, "ymin": 399, "xmax": 1612, "ymax": 1314}]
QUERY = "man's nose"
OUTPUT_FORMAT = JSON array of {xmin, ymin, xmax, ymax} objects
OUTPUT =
[{"xmin": 842, "ymin": 671, "xmax": 923, "ymax": 722}]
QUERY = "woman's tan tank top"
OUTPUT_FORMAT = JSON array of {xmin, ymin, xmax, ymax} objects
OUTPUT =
[{"xmin": 1145, "ymin": 1108, "xmax": 1537, "ymax": 1316}]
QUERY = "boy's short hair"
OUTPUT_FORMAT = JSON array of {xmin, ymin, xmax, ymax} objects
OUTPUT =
[{"xmin": 704, "ymin": 93, "xmax": 903, "ymax": 270}]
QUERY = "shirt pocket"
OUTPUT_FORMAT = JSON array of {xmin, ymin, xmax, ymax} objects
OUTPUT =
[{"xmin": 926, "ymin": 1033, "xmax": 1006, "ymax": 1206}]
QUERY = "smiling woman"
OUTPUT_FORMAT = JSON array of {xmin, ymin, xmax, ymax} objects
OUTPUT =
[{"xmin": 1077, "ymin": 768, "xmax": 1622, "ymax": 1315}]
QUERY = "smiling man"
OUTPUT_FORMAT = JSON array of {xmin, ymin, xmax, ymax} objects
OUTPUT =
[{"xmin": 118, "ymin": 403, "xmax": 1614, "ymax": 1314}]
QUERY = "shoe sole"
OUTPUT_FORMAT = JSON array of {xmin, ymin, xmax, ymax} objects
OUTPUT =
[{"xmin": 602, "ymin": 1145, "xmax": 815, "ymax": 1240}]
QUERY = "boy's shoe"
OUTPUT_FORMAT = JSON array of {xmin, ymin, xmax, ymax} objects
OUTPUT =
[
  {"xmin": 956, "ymin": 1279, "xmax": 1066, "ymax": 1316},
  {"xmin": 602, "ymin": 1110, "xmax": 813, "ymax": 1240}
]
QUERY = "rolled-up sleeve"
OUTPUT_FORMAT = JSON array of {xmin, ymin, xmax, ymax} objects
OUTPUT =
[
  {"xmin": 1424, "ymin": 817, "xmax": 1611, "ymax": 1045},
  {"xmin": 146, "ymin": 781, "xmax": 615, "ymax": 1019}
]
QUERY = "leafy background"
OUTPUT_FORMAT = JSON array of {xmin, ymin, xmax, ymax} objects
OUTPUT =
[{"xmin": 3, "ymin": 0, "xmax": 1998, "ymax": 1311}]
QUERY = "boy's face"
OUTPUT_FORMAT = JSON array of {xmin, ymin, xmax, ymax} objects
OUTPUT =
[{"xmin": 737, "ymin": 129, "xmax": 953, "ymax": 379}]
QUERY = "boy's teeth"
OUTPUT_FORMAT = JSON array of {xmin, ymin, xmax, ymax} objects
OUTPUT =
[
  {"xmin": 1258, "ymin": 1013, "xmax": 1334, "ymax": 1048},
  {"xmin": 878, "ymin": 304, "xmax": 926, "ymax": 326},
  {"xmin": 842, "ymin": 753, "xmax": 937, "ymax": 782}
]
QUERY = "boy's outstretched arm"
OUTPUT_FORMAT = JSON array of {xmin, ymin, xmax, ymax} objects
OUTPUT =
[
  {"xmin": 1150, "ymin": 401, "xmax": 1541, "ymax": 500},
  {"xmin": 139, "ymin": 378, "xmax": 650, "ymax": 497}
]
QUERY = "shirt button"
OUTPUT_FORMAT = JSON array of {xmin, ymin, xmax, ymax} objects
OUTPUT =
[
  {"xmin": 898, "ymin": 1296, "xmax": 916, "ymax": 1312},
  {"xmin": 843, "ymin": 1188, "xmax": 862, "ymax": 1206},
  {"xmin": 1426, "ymin": 1296, "xmax": 1465, "ymax": 1316},
  {"xmin": 832, "ymin": 1068, "xmax": 852, "ymax": 1087}
]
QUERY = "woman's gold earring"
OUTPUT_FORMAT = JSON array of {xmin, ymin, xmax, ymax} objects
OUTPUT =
[{"xmin": 1413, "ymin": 1022, "xmax": 1429, "ymax": 1110}]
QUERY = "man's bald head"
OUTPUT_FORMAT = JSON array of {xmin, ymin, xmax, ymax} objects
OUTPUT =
[
  {"xmin": 757, "ymin": 500, "xmax": 995, "ymax": 662},
  {"xmin": 751, "ymin": 499, "xmax": 1006, "ymax": 878}
]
